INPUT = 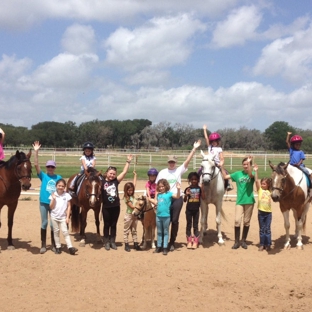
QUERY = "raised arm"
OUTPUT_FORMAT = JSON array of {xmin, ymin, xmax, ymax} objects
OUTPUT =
[
  {"xmin": 133, "ymin": 171, "xmax": 137, "ymax": 188},
  {"xmin": 254, "ymin": 163, "xmax": 260, "ymax": 191},
  {"xmin": 183, "ymin": 140, "xmax": 201, "ymax": 169},
  {"xmin": 247, "ymin": 156, "xmax": 254, "ymax": 178},
  {"xmin": 0, "ymin": 128, "xmax": 5, "ymax": 144},
  {"xmin": 203, "ymin": 125, "xmax": 209, "ymax": 147},
  {"xmin": 286, "ymin": 131, "xmax": 292, "ymax": 149},
  {"xmin": 32, "ymin": 141, "xmax": 41, "ymax": 174},
  {"xmin": 117, "ymin": 154, "xmax": 133, "ymax": 182}
]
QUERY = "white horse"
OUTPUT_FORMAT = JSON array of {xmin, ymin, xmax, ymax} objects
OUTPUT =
[
  {"xmin": 199, "ymin": 151, "xmax": 226, "ymax": 245},
  {"xmin": 270, "ymin": 161, "xmax": 310, "ymax": 250}
]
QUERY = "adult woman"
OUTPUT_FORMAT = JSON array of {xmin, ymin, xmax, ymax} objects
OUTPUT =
[
  {"xmin": 156, "ymin": 140, "xmax": 201, "ymax": 251},
  {"xmin": 33, "ymin": 141, "xmax": 62, "ymax": 254},
  {"xmin": 102, "ymin": 154, "xmax": 133, "ymax": 250},
  {"xmin": 220, "ymin": 156, "xmax": 255, "ymax": 249}
]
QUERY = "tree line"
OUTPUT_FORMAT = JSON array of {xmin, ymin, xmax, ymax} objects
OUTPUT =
[{"xmin": 1, "ymin": 120, "xmax": 312, "ymax": 152}]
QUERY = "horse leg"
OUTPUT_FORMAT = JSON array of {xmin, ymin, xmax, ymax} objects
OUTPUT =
[
  {"xmin": 199, "ymin": 201, "xmax": 208, "ymax": 244},
  {"xmin": 295, "ymin": 218, "xmax": 304, "ymax": 250},
  {"xmin": 215, "ymin": 202, "xmax": 225, "ymax": 245},
  {"xmin": 79, "ymin": 209, "xmax": 88, "ymax": 247},
  {"xmin": 94, "ymin": 208, "xmax": 102, "ymax": 244},
  {"xmin": 283, "ymin": 211, "xmax": 291, "ymax": 249},
  {"xmin": 151, "ymin": 226, "xmax": 156, "ymax": 249},
  {"xmin": 7, "ymin": 202, "xmax": 18, "ymax": 250}
]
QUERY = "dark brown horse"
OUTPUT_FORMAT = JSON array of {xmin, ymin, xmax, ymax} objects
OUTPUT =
[
  {"xmin": 67, "ymin": 168, "xmax": 103, "ymax": 247},
  {"xmin": 0, "ymin": 150, "xmax": 32, "ymax": 249}
]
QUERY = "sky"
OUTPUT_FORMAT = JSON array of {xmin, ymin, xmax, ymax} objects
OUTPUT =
[{"xmin": 0, "ymin": 0, "xmax": 312, "ymax": 132}]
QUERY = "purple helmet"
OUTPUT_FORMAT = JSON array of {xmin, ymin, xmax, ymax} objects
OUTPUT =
[
  {"xmin": 209, "ymin": 132, "xmax": 221, "ymax": 141},
  {"xmin": 147, "ymin": 168, "xmax": 158, "ymax": 176}
]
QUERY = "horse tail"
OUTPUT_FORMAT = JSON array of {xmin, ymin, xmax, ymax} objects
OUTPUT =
[{"xmin": 71, "ymin": 204, "xmax": 80, "ymax": 233}]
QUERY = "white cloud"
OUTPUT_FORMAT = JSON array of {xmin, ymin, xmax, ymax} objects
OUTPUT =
[
  {"xmin": 61, "ymin": 24, "xmax": 96, "ymax": 54},
  {"xmin": 123, "ymin": 70, "xmax": 170, "ymax": 86},
  {"xmin": 104, "ymin": 14, "xmax": 206, "ymax": 71},
  {"xmin": 253, "ymin": 23, "xmax": 312, "ymax": 84},
  {"xmin": 211, "ymin": 5, "xmax": 262, "ymax": 48}
]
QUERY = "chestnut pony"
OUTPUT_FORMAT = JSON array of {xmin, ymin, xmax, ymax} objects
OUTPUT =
[
  {"xmin": 67, "ymin": 167, "xmax": 103, "ymax": 247},
  {"xmin": 0, "ymin": 150, "xmax": 32, "ymax": 249}
]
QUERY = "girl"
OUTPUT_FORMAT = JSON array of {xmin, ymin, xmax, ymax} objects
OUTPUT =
[
  {"xmin": 286, "ymin": 132, "xmax": 312, "ymax": 186},
  {"xmin": 0, "ymin": 127, "xmax": 5, "ymax": 160},
  {"xmin": 123, "ymin": 171, "xmax": 141, "ymax": 252},
  {"xmin": 102, "ymin": 155, "xmax": 133, "ymax": 251},
  {"xmin": 183, "ymin": 172, "xmax": 202, "ymax": 249},
  {"xmin": 49, "ymin": 179, "xmax": 77, "ymax": 255},
  {"xmin": 145, "ymin": 168, "xmax": 158, "ymax": 199},
  {"xmin": 220, "ymin": 156, "xmax": 255, "ymax": 250},
  {"xmin": 149, "ymin": 179, "xmax": 181, "ymax": 256},
  {"xmin": 254, "ymin": 164, "xmax": 272, "ymax": 251},
  {"xmin": 203, "ymin": 124, "xmax": 233, "ymax": 191},
  {"xmin": 33, "ymin": 141, "xmax": 62, "ymax": 254},
  {"xmin": 69, "ymin": 142, "xmax": 96, "ymax": 194}
]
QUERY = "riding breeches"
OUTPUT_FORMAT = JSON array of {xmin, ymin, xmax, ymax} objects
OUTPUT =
[
  {"xmin": 51, "ymin": 218, "xmax": 73, "ymax": 248},
  {"xmin": 123, "ymin": 213, "xmax": 138, "ymax": 243},
  {"xmin": 39, "ymin": 202, "xmax": 53, "ymax": 230},
  {"xmin": 234, "ymin": 204, "xmax": 254, "ymax": 227}
]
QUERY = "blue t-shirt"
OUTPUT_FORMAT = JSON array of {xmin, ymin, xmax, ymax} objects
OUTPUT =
[
  {"xmin": 38, "ymin": 171, "xmax": 62, "ymax": 204},
  {"xmin": 156, "ymin": 192, "xmax": 173, "ymax": 217},
  {"xmin": 289, "ymin": 147, "xmax": 305, "ymax": 167}
]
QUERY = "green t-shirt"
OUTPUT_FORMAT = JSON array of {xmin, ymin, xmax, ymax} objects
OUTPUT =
[{"xmin": 230, "ymin": 170, "xmax": 255, "ymax": 205}]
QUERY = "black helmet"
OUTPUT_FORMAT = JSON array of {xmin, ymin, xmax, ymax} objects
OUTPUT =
[{"xmin": 82, "ymin": 142, "xmax": 94, "ymax": 150}]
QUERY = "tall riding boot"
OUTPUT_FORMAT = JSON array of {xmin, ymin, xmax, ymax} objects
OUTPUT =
[
  {"xmin": 103, "ymin": 237, "xmax": 110, "ymax": 251},
  {"xmin": 169, "ymin": 222, "xmax": 179, "ymax": 251},
  {"xmin": 241, "ymin": 226, "xmax": 250, "ymax": 249},
  {"xmin": 110, "ymin": 236, "xmax": 117, "ymax": 250},
  {"xmin": 40, "ymin": 228, "xmax": 47, "ymax": 254},
  {"xmin": 51, "ymin": 230, "xmax": 56, "ymax": 252},
  {"xmin": 232, "ymin": 226, "xmax": 240, "ymax": 249},
  {"xmin": 134, "ymin": 242, "xmax": 141, "ymax": 251}
]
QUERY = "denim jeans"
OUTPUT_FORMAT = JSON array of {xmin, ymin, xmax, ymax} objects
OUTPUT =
[
  {"xmin": 156, "ymin": 216, "xmax": 171, "ymax": 248},
  {"xmin": 258, "ymin": 210, "xmax": 272, "ymax": 246}
]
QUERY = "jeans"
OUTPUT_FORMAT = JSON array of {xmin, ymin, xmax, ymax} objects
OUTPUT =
[
  {"xmin": 39, "ymin": 202, "xmax": 53, "ymax": 230},
  {"xmin": 156, "ymin": 216, "xmax": 170, "ymax": 248},
  {"xmin": 258, "ymin": 210, "xmax": 272, "ymax": 246}
]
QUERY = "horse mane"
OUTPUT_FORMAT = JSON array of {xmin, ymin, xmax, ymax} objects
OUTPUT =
[
  {"xmin": 2, "ymin": 151, "xmax": 28, "ymax": 169},
  {"xmin": 275, "ymin": 162, "xmax": 286, "ymax": 174}
]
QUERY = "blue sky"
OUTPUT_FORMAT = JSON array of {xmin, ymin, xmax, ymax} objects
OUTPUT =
[{"xmin": 0, "ymin": 0, "xmax": 311, "ymax": 132}]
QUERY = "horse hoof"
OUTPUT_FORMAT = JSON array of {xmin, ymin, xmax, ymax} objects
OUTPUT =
[
  {"xmin": 79, "ymin": 241, "xmax": 86, "ymax": 247},
  {"xmin": 296, "ymin": 245, "xmax": 304, "ymax": 250},
  {"xmin": 7, "ymin": 245, "xmax": 15, "ymax": 250},
  {"xmin": 284, "ymin": 245, "xmax": 291, "ymax": 250},
  {"xmin": 218, "ymin": 242, "xmax": 225, "ymax": 246}
]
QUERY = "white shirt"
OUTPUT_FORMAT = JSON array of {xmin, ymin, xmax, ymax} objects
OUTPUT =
[
  {"xmin": 207, "ymin": 145, "xmax": 223, "ymax": 165},
  {"xmin": 49, "ymin": 192, "xmax": 72, "ymax": 220},
  {"xmin": 80, "ymin": 155, "xmax": 96, "ymax": 171}
]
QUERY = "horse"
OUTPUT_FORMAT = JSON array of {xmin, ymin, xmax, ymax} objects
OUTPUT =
[
  {"xmin": 199, "ymin": 151, "xmax": 226, "ymax": 246},
  {"xmin": 133, "ymin": 195, "xmax": 156, "ymax": 249},
  {"xmin": 67, "ymin": 168, "xmax": 103, "ymax": 247},
  {"xmin": 0, "ymin": 150, "xmax": 32, "ymax": 249},
  {"xmin": 269, "ymin": 161, "xmax": 310, "ymax": 250}
]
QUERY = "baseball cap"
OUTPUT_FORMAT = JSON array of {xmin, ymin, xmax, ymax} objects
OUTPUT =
[
  {"xmin": 167, "ymin": 155, "xmax": 177, "ymax": 163},
  {"xmin": 46, "ymin": 160, "xmax": 56, "ymax": 168}
]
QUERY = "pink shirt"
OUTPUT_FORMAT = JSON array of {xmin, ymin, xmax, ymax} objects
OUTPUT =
[
  {"xmin": 145, "ymin": 180, "xmax": 156, "ymax": 198},
  {"xmin": 0, "ymin": 142, "xmax": 4, "ymax": 160}
]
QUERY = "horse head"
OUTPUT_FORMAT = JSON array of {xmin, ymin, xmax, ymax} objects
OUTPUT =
[
  {"xmin": 200, "ymin": 150, "xmax": 216, "ymax": 185},
  {"xmin": 269, "ymin": 161, "xmax": 288, "ymax": 202},
  {"xmin": 133, "ymin": 195, "xmax": 147, "ymax": 220},
  {"xmin": 15, "ymin": 150, "xmax": 32, "ymax": 191},
  {"xmin": 84, "ymin": 168, "xmax": 102, "ymax": 207}
]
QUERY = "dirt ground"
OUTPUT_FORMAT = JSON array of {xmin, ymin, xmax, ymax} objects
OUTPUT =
[{"xmin": 1, "ymin": 178, "xmax": 312, "ymax": 312}]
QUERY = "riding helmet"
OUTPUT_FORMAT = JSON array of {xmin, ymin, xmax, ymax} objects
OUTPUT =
[
  {"xmin": 290, "ymin": 135, "xmax": 303, "ymax": 143},
  {"xmin": 209, "ymin": 132, "xmax": 221, "ymax": 141},
  {"xmin": 147, "ymin": 168, "xmax": 158, "ymax": 176},
  {"xmin": 83, "ymin": 142, "xmax": 94, "ymax": 150}
]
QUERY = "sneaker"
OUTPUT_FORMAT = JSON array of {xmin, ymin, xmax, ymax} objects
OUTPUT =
[
  {"xmin": 153, "ymin": 247, "xmax": 162, "ymax": 253},
  {"xmin": 163, "ymin": 248, "xmax": 168, "ymax": 256},
  {"xmin": 69, "ymin": 247, "xmax": 78, "ymax": 255},
  {"xmin": 258, "ymin": 246, "xmax": 264, "ymax": 251},
  {"xmin": 265, "ymin": 245, "xmax": 272, "ymax": 251},
  {"xmin": 55, "ymin": 247, "xmax": 62, "ymax": 254},
  {"xmin": 169, "ymin": 244, "xmax": 175, "ymax": 252}
]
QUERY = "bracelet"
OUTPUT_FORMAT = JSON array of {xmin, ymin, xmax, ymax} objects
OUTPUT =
[{"xmin": 126, "ymin": 160, "xmax": 131, "ymax": 163}]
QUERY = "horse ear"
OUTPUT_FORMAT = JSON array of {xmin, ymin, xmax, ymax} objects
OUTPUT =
[
  {"xmin": 200, "ymin": 150, "xmax": 205, "ymax": 158},
  {"xmin": 27, "ymin": 149, "xmax": 32, "ymax": 159},
  {"xmin": 84, "ymin": 169, "xmax": 90, "ymax": 177},
  {"xmin": 269, "ymin": 160, "xmax": 275, "ymax": 170}
]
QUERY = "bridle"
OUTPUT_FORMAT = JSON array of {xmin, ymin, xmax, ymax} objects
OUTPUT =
[
  {"xmin": 85, "ymin": 176, "xmax": 101, "ymax": 201},
  {"xmin": 133, "ymin": 197, "xmax": 155, "ymax": 219},
  {"xmin": 15, "ymin": 158, "xmax": 32, "ymax": 181},
  {"xmin": 201, "ymin": 159, "xmax": 218, "ymax": 182}
]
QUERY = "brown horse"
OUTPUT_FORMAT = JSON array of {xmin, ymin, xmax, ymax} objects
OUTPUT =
[
  {"xmin": 269, "ymin": 161, "xmax": 310, "ymax": 249},
  {"xmin": 133, "ymin": 195, "xmax": 156, "ymax": 249},
  {"xmin": 0, "ymin": 150, "xmax": 32, "ymax": 249},
  {"xmin": 67, "ymin": 168, "xmax": 103, "ymax": 247}
]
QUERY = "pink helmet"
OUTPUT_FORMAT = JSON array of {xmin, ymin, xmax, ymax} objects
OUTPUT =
[
  {"xmin": 209, "ymin": 132, "xmax": 221, "ymax": 141},
  {"xmin": 290, "ymin": 135, "xmax": 303, "ymax": 143}
]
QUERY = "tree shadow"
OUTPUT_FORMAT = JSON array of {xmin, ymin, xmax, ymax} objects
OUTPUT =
[
  {"xmin": 0, "ymin": 237, "xmax": 41, "ymax": 254},
  {"xmin": 201, "ymin": 229, "xmax": 230, "ymax": 248}
]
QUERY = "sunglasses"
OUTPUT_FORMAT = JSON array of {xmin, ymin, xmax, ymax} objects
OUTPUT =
[
  {"xmin": 107, "ymin": 166, "xmax": 117, "ymax": 171},
  {"xmin": 46, "ymin": 166, "xmax": 55, "ymax": 169}
]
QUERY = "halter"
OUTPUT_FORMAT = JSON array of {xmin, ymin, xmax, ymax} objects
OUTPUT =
[
  {"xmin": 15, "ymin": 158, "xmax": 32, "ymax": 181},
  {"xmin": 201, "ymin": 159, "xmax": 217, "ymax": 182},
  {"xmin": 133, "ymin": 197, "xmax": 155, "ymax": 219},
  {"xmin": 84, "ymin": 176, "xmax": 101, "ymax": 200}
]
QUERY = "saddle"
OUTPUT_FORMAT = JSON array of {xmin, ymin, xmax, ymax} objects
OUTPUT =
[
  {"xmin": 73, "ymin": 173, "xmax": 86, "ymax": 193},
  {"xmin": 295, "ymin": 166, "xmax": 312, "ymax": 189}
]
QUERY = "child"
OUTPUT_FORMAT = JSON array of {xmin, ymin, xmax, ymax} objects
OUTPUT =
[
  {"xmin": 49, "ymin": 179, "xmax": 77, "ymax": 255},
  {"xmin": 0, "ymin": 127, "xmax": 5, "ymax": 161},
  {"xmin": 184, "ymin": 172, "xmax": 202, "ymax": 249},
  {"xmin": 286, "ymin": 132, "xmax": 312, "ymax": 186},
  {"xmin": 220, "ymin": 156, "xmax": 255, "ymax": 250},
  {"xmin": 123, "ymin": 171, "xmax": 141, "ymax": 252},
  {"xmin": 254, "ymin": 164, "xmax": 272, "ymax": 251},
  {"xmin": 102, "ymin": 155, "xmax": 133, "ymax": 251},
  {"xmin": 149, "ymin": 179, "xmax": 181, "ymax": 256},
  {"xmin": 145, "ymin": 168, "xmax": 158, "ymax": 199},
  {"xmin": 203, "ymin": 125, "xmax": 232, "ymax": 191},
  {"xmin": 69, "ymin": 142, "xmax": 96, "ymax": 194}
]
